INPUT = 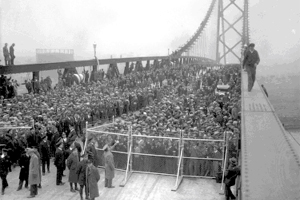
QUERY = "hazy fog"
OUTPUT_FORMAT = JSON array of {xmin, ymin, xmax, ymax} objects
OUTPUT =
[{"xmin": 0, "ymin": 0, "xmax": 299, "ymax": 68}]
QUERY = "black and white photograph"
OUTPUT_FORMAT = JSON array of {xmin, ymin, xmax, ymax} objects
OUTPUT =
[{"xmin": 0, "ymin": 0, "xmax": 299, "ymax": 199}]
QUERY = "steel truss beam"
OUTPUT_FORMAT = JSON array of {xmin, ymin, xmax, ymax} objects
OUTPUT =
[{"xmin": 216, "ymin": 0, "xmax": 250, "ymax": 64}]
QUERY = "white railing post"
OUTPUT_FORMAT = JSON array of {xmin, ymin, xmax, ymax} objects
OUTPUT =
[
  {"xmin": 220, "ymin": 131, "xmax": 228, "ymax": 191},
  {"xmin": 83, "ymin": 121, "xmax": 88, "ymax": 154}
]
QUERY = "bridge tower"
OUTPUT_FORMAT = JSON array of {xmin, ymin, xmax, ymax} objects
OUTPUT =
[{"xmin": 216, "ymin": 0, "xmax": 250, "ymax": 64}]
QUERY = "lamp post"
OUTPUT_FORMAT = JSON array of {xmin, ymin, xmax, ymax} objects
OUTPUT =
[{"xmin": 93, "ymin": 43, "xmax": 97, "ymax": 58}]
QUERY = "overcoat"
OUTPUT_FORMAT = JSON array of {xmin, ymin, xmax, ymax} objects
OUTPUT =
[
  {"xmin": 39, "ymin": 140, "xmax": 51, "ymax": 160},
  {"xmin": 0, "ymin": 155, "xmax": 10, "ymax": 177},
  {"xmin": 34, "ymin": 149, "xmax": 42, "ymax": 184},
  {"xmin": 19, "ymin": 153, "xmax": 30, "ymax": 181},
  {"xmin": 28, "ymin": 153, "xmax": 41, "ymax": 185},
  {"xmin": 104, "ymin": 151, "xmax": 115, "ymax": 179},
  {"xmin": 86, "ymin": 164, "xmax": 100, "ymax": 199},
  {"xmin": 76, "ymin": 159, "xmax": 88, "ymax": 185},
  {"xmin": 54, "ymin": 148, "xmax": 65, "ymax": 169},
  {"xmin": 225, "ymin": 165, "xmax": 240, "ymax": 187},
  {"xmin": 67, "ymin": 151, "xmax": 79, "ymax": 183}
]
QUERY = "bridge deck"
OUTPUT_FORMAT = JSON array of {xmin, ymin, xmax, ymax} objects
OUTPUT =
[
  {"xmin": 241, "ymin": 70, "xmax": 300, "ymax": 200},
  {"xmin": 2, "ymin": 161, "xmax": 222, "ymax": 200}
]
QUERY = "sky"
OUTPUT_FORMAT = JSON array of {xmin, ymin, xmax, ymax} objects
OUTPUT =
[{"xmin": 0, "ymin": 0, "xmax": 299, "ymax": 66}]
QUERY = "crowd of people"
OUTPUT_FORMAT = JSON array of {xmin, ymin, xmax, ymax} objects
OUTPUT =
[
  {"xmin": 0, "ymin": 60, "xmax": 241, "ymax": 199},
  {"xmin": 90, "ymin": 63, "xmax": 241, "ymax": 178}
]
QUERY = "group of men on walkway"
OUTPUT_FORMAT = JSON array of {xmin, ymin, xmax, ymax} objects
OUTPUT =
[
  {"xmin": 2, "ymin": 43, "xmax": 15, "ymax": 66},
  {"xmin": 0, "ymin": 126, "xmax": 114, "ymax": 200}
]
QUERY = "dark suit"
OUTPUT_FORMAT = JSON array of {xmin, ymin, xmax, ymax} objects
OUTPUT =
[
  {"xmin": 51, "ymin": 133, "xmax": 61, "ymax": 156},
  {"xmin": 76, "ymin": 159, "xmax": 89, "ymax": 199},
  {"xmin": 39, "ymin": 140, "xmax": 51, "ymax": 173},
  {"xmin": 9, "ymin": 45, "xmax": 15, "ymax": 65},
  {"xmin": 26, "ymin": 132, "xmax": 37, "ymax": 148},
  {"xmin": 54, "ymin": 148, "xmax": 65, "ymax": 185},
  {"xmin": 0, "ymin": 155, "xmax": 10, "ymax": 193},
  {"xmin": 3, "ymin": 46, "xmax": 9, "ymax": 66},
  {"xmin": 243, "ymin": 49, "xmax": 260, "ymax": 91},
  {"xmin": 18, "ymin": 153, "xmax": 30, "ymax": 189},
  {"xmin": 225, "ymin": 165, "xmax": 240, "ymax": 200}
]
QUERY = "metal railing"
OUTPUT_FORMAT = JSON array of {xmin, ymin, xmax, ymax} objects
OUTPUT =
[{"xmin": 87, "ymin": 123, "xmax": 227, "ymax": 190}]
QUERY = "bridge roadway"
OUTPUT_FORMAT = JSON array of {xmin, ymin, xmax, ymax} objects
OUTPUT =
[
  {"xmin": 0, "ymin": 56, "xmax": 216, "ymax": 75},
  {"xmin": 241, "ymin": 70, "xmax": 300, "ymax": 200},
  {"xmin": 2, "ymin": 160, "xmax": 222, "ymax": 200}
]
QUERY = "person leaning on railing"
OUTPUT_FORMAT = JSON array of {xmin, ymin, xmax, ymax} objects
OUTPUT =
[{"xmin": 224, "ymin": 157, "xmax": 240, "ymax": 200}]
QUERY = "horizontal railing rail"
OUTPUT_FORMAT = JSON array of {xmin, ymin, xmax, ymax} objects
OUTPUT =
[{"xmin": 0, "ymin": 56, "xmax": 217, "ymax": 75}]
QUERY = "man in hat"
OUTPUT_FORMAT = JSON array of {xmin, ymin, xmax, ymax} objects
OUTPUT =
[
  {"xmin": 27, "ymin": 147, "xmax": 41, "ymax": 198},
  {"xmin": 54, "ymin": 138, "xmax": 65, "ymax": 186},
  {"xmin": 17, "ymin": 148, "xmax": 30, "ymax": 191},
  {"xmin": 76, "ymin": 153, "xmax": 89, "ymax": 200},
  {"xmin": 67, "ymin": 146, "xmax": 79, "ymax": 192},
  {"xmin": 0, "ymin": 145, "xmax": 10, "ymax": 195},
  {"xmin": 86, "ymin": 157, "xmax": 100, "ymax": 200},
  {"xmin": 103, "ymin": 144, "xmax": 115, "ymax": 188},
  {"xmin": 51, "ymin": 130, "xmax": 61, "ymax": 157},
  {"xmin": 243, "ymin": 43, "xmax": 260, "ymax": 92},
  {"xmin": 3, "ymin": 43, "xmax": 10, "ymax": 66},
  {"xmin": 224, "ymin": 157, "xmax": 240, "ymax": 200},
  {"xmin": 39, "ymin": 135, "xmax": 51, "ymax": 175},
  {"xmin": 9, "ymin": 43, "xmax": 15, "ymax": 65},
  {"xmin": 27, "ymin": 128, "xmax": 37, "ymax": 148}
]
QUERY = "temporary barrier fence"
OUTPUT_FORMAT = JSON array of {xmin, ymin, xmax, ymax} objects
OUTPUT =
[
  {"xmin": 172, "ymin": 148, "xmax": 184, "ymax": 191},
  {"xmin": 172, "ymin": 132, "xmax": 227, "ymax": 191},
  {"xmin": 87, "ymin": 122, "xmax": 130, "ymax": 172},
  {"xmin": 0, "ymin": 126, "xmax": 32, "ymax": 130},
  {"xmin": 86, "ymin": 124, "xmax": 227, "ymax": 190}
]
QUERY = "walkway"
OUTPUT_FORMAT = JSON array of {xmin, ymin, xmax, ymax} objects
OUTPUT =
[{"xmin": 241, "ymin": 70, "xmax": 300, "ymax": 200}]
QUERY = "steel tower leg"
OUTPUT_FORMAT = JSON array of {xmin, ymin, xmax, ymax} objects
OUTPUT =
[{"xmin": 216, "ymin": 0, "xmax": 248, "ymax": 64}]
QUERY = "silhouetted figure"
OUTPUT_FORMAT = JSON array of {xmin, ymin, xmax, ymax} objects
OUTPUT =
[
  {"xmin": 84, "ymin": 70, "xmax": 89, "ymax": 84},
  {"xmin": 9, "ymin": 44, "xmax": 15, "ymax": 65},
  {"xmin": 243, "ymin": 43, "xmax": 260, "ymax": 92},
  {"xmin": 3, "ymin": 44, "xmax": 10, "ymax": 66}
]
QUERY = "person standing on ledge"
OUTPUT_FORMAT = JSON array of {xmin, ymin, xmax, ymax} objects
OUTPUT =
[
  {"xmin": 3, "ymin": 43, "xmax": 10, "ymax": 66},
  {"xmin": 103, "ymin": 143, "xmax": 117, "ymax": 188},
  {"xmin": 9, "ymin": 43, "xmax": 15, "ymax": 65},
  {"xmin": 243, "ymin": 43, "xmax": 260, "ymax": 92}
]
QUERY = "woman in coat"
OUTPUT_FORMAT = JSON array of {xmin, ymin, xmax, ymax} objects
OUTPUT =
[
  {"xmin": 86, "ymin": 159, "xmax": 100, "ymax": 200},
  {"xmin": 27, "ymin": 148, "xmax": 41, "ymax": 198},
  {"xmin": 67, "ymin": 148, "xmax": 79, "ymax": 192}
]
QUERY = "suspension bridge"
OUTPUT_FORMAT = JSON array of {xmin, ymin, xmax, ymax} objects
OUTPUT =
[{"xmin": 0, "ymin": 0, "xmax": 299, "ymax": 200}]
